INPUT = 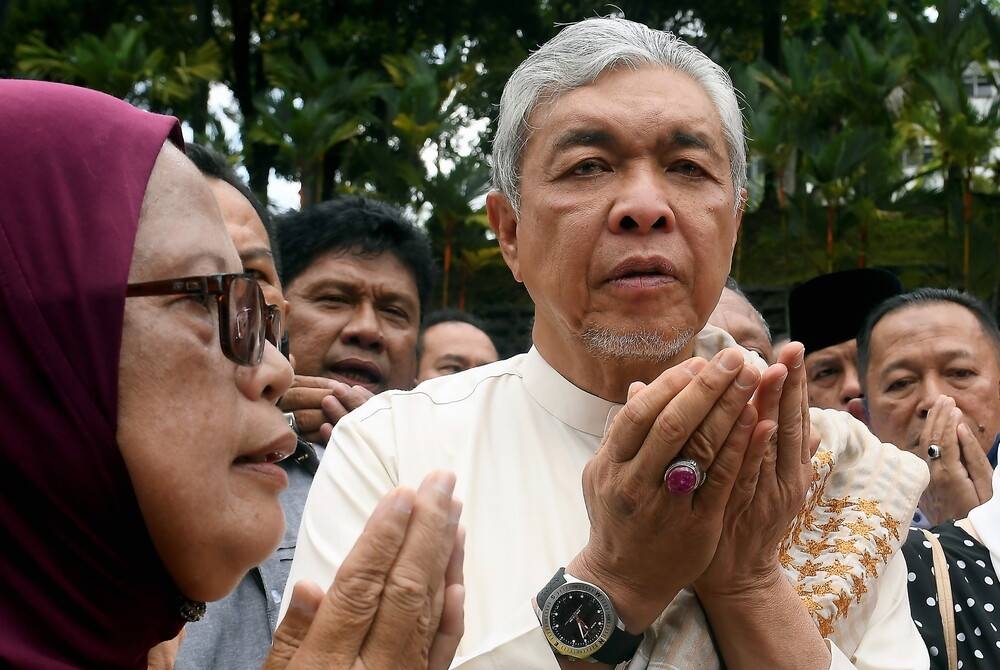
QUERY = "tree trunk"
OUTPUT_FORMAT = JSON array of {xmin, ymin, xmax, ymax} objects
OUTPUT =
[
  {"xmin": 826, "ymin": 203, "xmax": 836, "ymax": 273},
  {"xmin": 441, "ymin": 219, "xmax": 454, "ymax": 307},
  {"xmin": 962, "ymin": 170, "xmax": 973, "ymax": 291}
]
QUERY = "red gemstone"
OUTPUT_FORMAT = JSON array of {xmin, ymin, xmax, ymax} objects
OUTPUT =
[{"xmin": 665, "ymin": 464, "xmax": 698, "ymax": 494}]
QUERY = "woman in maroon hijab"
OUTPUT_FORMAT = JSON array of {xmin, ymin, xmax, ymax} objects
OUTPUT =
[{"xmin": 0, "ymin": 80, "xmax": 463, "ymax": 669}]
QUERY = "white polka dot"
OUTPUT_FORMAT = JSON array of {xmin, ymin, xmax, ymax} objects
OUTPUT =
[
  {"xmin": 958, "ymin": 632, "xmax": 966, "ymax": 641},
  {"xmin": 927, "ymin": 597, "xmax": 937, "ymax": 606},
  {"xmin": 977, "ymin": 560, "xmax": 987, "ymax": 568},
  {"xmin": 996, "ymin": 640, "xmax": 1000, "ymax": 649},
  {"xmin": 967, "ymin": 598, "xmax": 976, "ymax": 606},
  {"xmin": 908, "ymin": 571, "xmax": 916, "ymax": 582},
  {"xmin": 958, "ymin": 661, "xmax": 963, "ymax": 669},
  {"xmin": 986, "ymin": 576, "xmax": 994, "ymax": 585},
  {"xmin": 923, "ymin": 540, "xmax": 933, "ymax": 548},
  {"xmin": 270, "ymin": 589, "xmax": 282, "ymax": 604},
  {"xmin": 916, "ymin": 619, "xmax": 923, "ymax": 627},
  {"xmin": 956, "ymin": 603, "xmax": 963, "ymax": 612},
  {"xmin": 957, "ymin": 560, "xmax": 967, "ymax": 569},
  {"xmin": 930, "ymin": 646, "xmax": 939, "ymax": 656},
  {"xmin": 975, "ymin": 627, "xmax": 982, "ymax": 636},
  {"xmin": 975, "ymin": 650, "xmax": 984, "ymax": 659},
  {"xmin": 965, "ymin": 539, "xmax": 976, "ymax": 546},
  {"xmin": 986, "ymin": 603, "xmax": 995, "ymax": 612}
]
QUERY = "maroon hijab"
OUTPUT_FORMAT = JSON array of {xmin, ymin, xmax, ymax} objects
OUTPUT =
[{"xmin": 0, "ymin": 80, "xmax": 186, "ymax": 668}]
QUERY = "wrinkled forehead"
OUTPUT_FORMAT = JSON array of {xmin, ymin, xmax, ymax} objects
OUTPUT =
[{"xmin": 525, "ymin": 64, "xmax": 725, "ymax": 144}]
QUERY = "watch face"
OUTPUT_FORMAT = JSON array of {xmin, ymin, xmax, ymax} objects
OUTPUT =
[{"xmin": 541, "ymin": 581, "xmax": 615, "ymax": 658}]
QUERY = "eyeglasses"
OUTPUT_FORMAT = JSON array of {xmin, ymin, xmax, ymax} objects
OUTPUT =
[{"xmin": 126, "ymin": 273, "xmax": 283, "ymax": 366}]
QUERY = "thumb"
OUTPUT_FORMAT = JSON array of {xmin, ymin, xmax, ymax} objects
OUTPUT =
[{"xmin": 263, "ymin": 581, "xmax": 324, "ymax": 670}]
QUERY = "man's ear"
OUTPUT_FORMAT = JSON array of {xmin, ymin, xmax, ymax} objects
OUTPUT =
[
  {"xmin": 731, "ymin": 188, "xmax": 747, "ymax": 254},
  {"xmin": 486, "ymin": 191, "xmax": 522, "ymax": 283}
]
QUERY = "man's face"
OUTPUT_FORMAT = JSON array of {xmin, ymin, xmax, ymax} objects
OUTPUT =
[
  {"xmin": 804, "ymin": 340, "xmax": 861, "ymax": 411},
  {"xmin": 707, "ymin": 288, "xmax": 772, "ymax": 363},
  {"xmin": 417, "ymin": 321, "xmax": 499, "ymax": 382},
  {"xmin": 207, "ymin": 179, "xmax": 285, "ymax": 319},
  {"xmin": 284, "ymin": 250, "xmax": 420, "ymax": 393},
  {"xmin": 489, "ymin": 66, "xmax": 742, "ymax": 363},
  {"xmin": 865, "ymin": 302, "xmax": 1000, "ymax": 453}
]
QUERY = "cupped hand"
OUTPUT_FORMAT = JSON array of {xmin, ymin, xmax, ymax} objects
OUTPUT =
[
  {"xmin": 263, "ymin": 471, "xmax": 464, "ymax": 670},
  {"xmin": 279, "ymin": 376, "xmax": 374, "ymax": 444},
  {"xmin": 567, "ymin": 347, "xmax": 761, "ymax": 632},
  {"xmin": 695, "ymin": 341, "xmax": 814, "ymax": 598},
  {"xmin": 918, "ymin": 396, "xmax": 992, "ymax": 525}
]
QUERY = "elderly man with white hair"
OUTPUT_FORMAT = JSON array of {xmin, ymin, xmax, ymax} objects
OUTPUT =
[{"xmin": 283, "ymin": 17, "xmax": 929, "ymax": 670}]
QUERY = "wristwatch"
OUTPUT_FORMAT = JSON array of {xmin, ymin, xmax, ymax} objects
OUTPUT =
[{"xmin": 535, "ymin": 568, "xmax": 643, "ymax": 665}]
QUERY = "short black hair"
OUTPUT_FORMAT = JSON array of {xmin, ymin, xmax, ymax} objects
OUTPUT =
[
  {"xmin": 277, "ymin": 196, "xmax": 435, "ymax": 312},
  {"xmin": 857, "ymin": 287, "xmax": 1000, "ymax": 389},
  {"xmin": 417, "ymin": 309, "xmax": 493, "ymax": 360},
  {"xmin": 184, "ymin": 143, "xmax": 280, "ymax": 275}
]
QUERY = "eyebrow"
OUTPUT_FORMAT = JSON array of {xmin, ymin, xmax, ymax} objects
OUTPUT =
[
  {"xmin": 551, "ymin": 127, "xmax": 722, "ymax": 160},
  {"xmin": 551, "ymin": 128, "xmax": 616, "ymax": 154},
  {"xmin": 239, "ymin": 247, "xmax": 274, "ymax": 263},
  {"xmin": 180, "ymin": 251, "xmax": 230, "ymax": 274},
  {"xmin": 878, "ymin": 349, "xmax": 976, "ymax": 377},
  {"xmin": 306, "ymin": 278, "xmax": 418, "ymax": 307},
  {"xmin": 436, "ymin": 354, "xmax": 470, "ymax": 367}
]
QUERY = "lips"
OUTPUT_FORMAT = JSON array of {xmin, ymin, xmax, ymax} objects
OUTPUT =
[
  {"xmin": 605, "ymin": 255, "xmax": 678, "ymax": 289},
  {"xmin": 326, "ymin": 358, "xmax": 384, "ymax": 392},
  {"xmin": 233, "ymin": 430, "xmax": 297, "ymax": 466},
  {"xmin": 233, "ymin": 429, "xmax": 296, "ymax": 490}
]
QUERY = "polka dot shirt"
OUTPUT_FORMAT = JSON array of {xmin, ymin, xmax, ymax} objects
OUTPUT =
[{"xmin": 902, "ymin": 522, "xmax": 1000, "ymax": 669}]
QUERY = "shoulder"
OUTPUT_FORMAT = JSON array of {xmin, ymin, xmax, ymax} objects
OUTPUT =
[{"xmin": 347, "ymin": 354, "xmax": 530, "ymax": 425}]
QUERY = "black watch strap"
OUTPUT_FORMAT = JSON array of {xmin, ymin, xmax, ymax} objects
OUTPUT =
[
  {"xmin": 592, "ymin": 625, "xmax": 643, "ymax": 665},
  {"xmin": 535, "ymin": 567, "xmax": 568, "ymax": 610},
  {"xmin": 536, "ymin": 567, "xmax": 643, "ymax": 665}
]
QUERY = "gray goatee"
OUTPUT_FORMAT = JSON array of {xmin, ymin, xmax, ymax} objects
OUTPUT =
[{"xmin": 581, "ymin": 326, "xmax": 694, "ymax": 363}]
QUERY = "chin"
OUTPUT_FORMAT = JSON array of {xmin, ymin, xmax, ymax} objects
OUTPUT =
[{"xmin": 186, "ymin": 504, "xmax": 285, "ymax": 602}]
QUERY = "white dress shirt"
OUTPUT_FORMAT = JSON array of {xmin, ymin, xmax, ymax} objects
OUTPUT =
[{"xmin": 283, "ymin": 333, "xmax": 928, "ymax": 670}]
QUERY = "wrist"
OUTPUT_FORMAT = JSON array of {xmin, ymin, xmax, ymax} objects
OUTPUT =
[
  {"xmin": 695, "ymin": 564, "xmax": 786, "ymax": 609},
  {"xmin": 566, "ymin": 548, "xmax": 675, "ymax": 634}
]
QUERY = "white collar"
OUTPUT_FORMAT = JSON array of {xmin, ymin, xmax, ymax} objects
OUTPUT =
[{"xmin": 519, "ymin": 325, "xmax": 764, "ymax": 439}]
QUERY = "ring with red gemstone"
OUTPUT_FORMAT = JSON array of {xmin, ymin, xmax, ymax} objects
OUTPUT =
[{"xmin": 663, "ymin": 458, "xmax": 706, "ymax": 495}]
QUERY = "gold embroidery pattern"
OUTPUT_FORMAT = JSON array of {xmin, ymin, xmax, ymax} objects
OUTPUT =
[{"xmin": 780, "ymin": 447, "xmax": 904, "ymax": 639}]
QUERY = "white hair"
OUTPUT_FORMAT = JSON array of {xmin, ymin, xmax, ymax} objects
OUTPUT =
[
  {"xmin": 581, "ymin": 325, "xmax": 695, "ymax": 363},
  {"xmin": 491, "ymin": 16, "xmax": 747, "ymax": 214}
]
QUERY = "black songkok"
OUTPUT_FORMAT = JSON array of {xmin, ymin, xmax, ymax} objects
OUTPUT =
[{"xmin": 788, "ymin": 268, "xmax": 903, "ymax": 354}]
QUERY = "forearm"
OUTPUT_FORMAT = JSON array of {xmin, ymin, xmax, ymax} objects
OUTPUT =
[{"xmin": 698, "ymin": 571, "xmax": 830, "ymax": 670}]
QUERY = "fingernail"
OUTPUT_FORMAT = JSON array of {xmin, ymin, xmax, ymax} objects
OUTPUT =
[
  {"xmin": 768, "ymin": 426, "xmax": 779, "ymax": 445},
  {"xmin": 432, "ymin": 471, "xmax": 457, "ymax": 499},
  {"xmin": 392, "ymin": 488, "xmax": 415, "ymax": 514},
  {"xmin": 449, "ymin": 499, "xmax": 463, "ymax": 525},
  {"xmin": 719, "ymin": 349, "xmax": 742, "ymax": 371},
  {"xmin": 738, "ymin": 404, "xmax": 755, "ymax": 427},
  {"xmin": 774, "ymin": 367, "xmax": 788, "ymax": 391},
  {"xmin": 735, "ymin": 366, "xmax": 758, "ymax": 389},
  {"xmin": 627, "ymin": 381, "xmax": 646, "ymax": 399},
  {"xmin": 288, "ymin": 586, "xmax": 319, "ymax": 617},
  {"xmin": 791, "ymin": 346, "xmax": 804, "ymax": 369},
  {"xmin": 952, "ymin": 407, "xmax": 962, "ymax": 421}
]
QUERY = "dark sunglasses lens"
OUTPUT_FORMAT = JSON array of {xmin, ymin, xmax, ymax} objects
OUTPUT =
[
  {"xmin": 228, "ymin": 277, "xmax": 264, "ymax": 364},
  {"xmin": 265, "ymin": 306, "xmax": 282, "ymax": 347}
]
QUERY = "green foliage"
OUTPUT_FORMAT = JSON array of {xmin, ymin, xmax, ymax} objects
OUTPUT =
[
  {"xmin": 15, "ymin": 22, "xmax": 220, "ymax": 108},
  {"xmin": 7, "ymin": 0, "xmax": 1000, "ymax": 309}
]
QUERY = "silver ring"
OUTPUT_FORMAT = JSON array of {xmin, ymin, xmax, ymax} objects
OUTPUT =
[
  {"xmin": 927, "ymin": 444, "xmax": 942, "ymax": 460},
  {"xmin": 663, "ymin": 458, "xmax": 707, "ymax": 495},
  {"xmin": 284, "ymin": 412, "xmax": 299, "ymax": 434}
]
